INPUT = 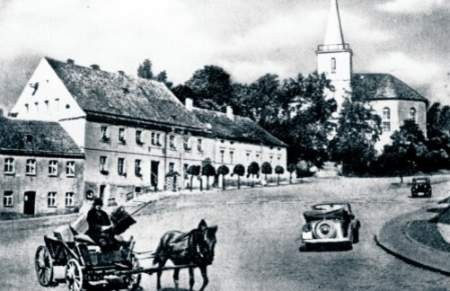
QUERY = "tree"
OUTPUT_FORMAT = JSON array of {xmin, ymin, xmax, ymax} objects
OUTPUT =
[
  {"xmin": 201, "ymin": 159, "xmax": 216, "ymax": 190},
  {"xmin": 233, "ymin": 164, "xmax": 245, "ymax": 189},
  {"xmin": 155, "ymin": 70, "xmax": 173, "ymax": 89},
  {"xmin": 379, "ymin": 120, "xmax": 427, "ymax": 183},
  {"xmin": 287, "ymin": 163, "xmax": 296, "ymax": 184},
  {"xmin": 247, "ymin": 162, "xmax": 260, "ymax": 187},
  {"xmin": 217, "ymin": 165, "xmax": 230, "ymax": 190},
  {"xmin": 185, "ymin": 65, "xmax": 234, "ymax": 111},
  {"xmin": 329, "ymin": 99, "xmax": 381, "ymax": 176},
  {"xmin": 275, "ymin": 166, "xmax": 285, "ymax": 185},
  {"xmin": 187, "ymin": 165, "xmax": 201, "ymax": 191},
  {"xmin": 137, "ymin": 59, "xmax": 154, "ymax": 80},
  {"xmin": 261, "ymin": 162, "xmax": 273, "ymax": 183}
]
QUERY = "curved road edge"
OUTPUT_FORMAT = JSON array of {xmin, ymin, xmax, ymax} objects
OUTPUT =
[{"xmin": 375, "ymin": 209, "xmax": 450, "ymax": 276}]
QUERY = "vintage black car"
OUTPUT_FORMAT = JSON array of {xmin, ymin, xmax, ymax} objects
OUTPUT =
[
  {"xmin": 411, "ymin": 177, "xmax": 432, "ymax": 198},
  {"xmin": 300, "ymin": 202, "xmax": 360, "ymax": 250}
]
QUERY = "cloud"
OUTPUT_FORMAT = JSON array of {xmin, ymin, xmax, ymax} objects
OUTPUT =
[{"xmin": 377, "ymin": 0, "xmax": 450, "ymax": 14}]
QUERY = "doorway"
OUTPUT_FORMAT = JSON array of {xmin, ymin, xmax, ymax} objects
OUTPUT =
[
  {"xmin": 151, "ymin": 161, "xmax": 159, "ymax": 191},
  {"xmin": 24, "ymin": 191, "xmax": 36, "ymax": 215}
]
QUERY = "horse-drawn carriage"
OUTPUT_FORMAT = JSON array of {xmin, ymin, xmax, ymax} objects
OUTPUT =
[{"xmin": 34, "ymin": 207, "xmax": 218, "ymax": 291}]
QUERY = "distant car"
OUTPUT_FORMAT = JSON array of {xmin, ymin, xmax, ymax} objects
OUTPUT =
[
  {"xmin": 411, "ymin": 177, "xmax": 432, "ymax": 198},
  {"xmin": 300, "ymin": 202, "xmax": 360, "ymax": 250}
]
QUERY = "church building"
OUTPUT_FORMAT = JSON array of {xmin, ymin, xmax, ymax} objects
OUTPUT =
[{"xmin": 317, "ymin": 0, "xmax": 428, "ymax": 150}]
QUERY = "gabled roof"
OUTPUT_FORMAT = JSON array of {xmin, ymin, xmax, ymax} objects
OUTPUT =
[
  {"xmin": 45, "ymin": 57, "xmax": 205, "ymax": 131},
  {"xmin": 193, "ymin": 108, "xmax": 287, "ymax": 147},
  {"xmin": 0, "ymin": 117, "xmax": 83, "ymax": 157},
  {"xmin": 352, "ymin": 73, "xmax": 428, "ymax": 104}
]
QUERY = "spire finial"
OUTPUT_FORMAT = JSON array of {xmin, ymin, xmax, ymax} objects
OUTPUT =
[{"xmin": 324, "ymin": 0, "xmax": 345, "ymax": 45}]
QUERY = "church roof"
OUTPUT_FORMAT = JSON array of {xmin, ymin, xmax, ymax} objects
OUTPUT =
[
  {"xmin": 324, "ymin": 0, "xmax": 346, "ymax": 46},
  {"xmin": 352, "ymin": 73, "xmax": 428, "ymax": 104},
  {"xmin": 0, "ymin": 117, "xmax": 83, "ymax": 157},
  {"xmin": 192, "ymin": 108, "xmax": 287, "ymax": 147},
  {"xmin": 45, "ymin": 57, "xmax": 206, "ymax": 131}
]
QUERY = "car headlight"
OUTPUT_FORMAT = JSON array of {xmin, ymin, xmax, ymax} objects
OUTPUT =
[{"xmin": 302, "ymin": 223, "xmax": 312, "ymax": 232}]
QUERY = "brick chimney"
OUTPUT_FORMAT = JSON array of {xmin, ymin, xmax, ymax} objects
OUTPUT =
[
  {"xmin": 90, "ymin": 64, "xmax": 100, "ymax": 70},
  {"xmin": 226, "ymin": 105, "xmax": 234, "ymax": 120},
  {"xmin": 67, "ymin": 58, "xmax": 75, "ymax": 65},
  {"xmin": 185, "ymin": 98, "xmax": 193, "ymax": 111}
]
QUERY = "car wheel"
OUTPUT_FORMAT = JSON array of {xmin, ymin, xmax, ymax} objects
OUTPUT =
[
  {"xmin": 299, "ymin": 244, "xmax": 308, "ymax": 252},
  {"xmin": 352, "ymin": 227, "xmax": 359, "ymax": 244},
  {"xmin": 314, "ymin": 220, "xmax": 337, "ymax": 239}
]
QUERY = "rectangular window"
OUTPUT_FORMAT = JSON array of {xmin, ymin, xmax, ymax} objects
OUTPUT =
[
  {"xmin": 169, "ymin": 162, "xmax": 175, "ymax": 172},
  {"xmin": 151, "ymin": 132, "xmax": 156, "ymax": 145},
  {"xmin": 3, "ymin": 191, "xmax": 13, "ymax": 208},
  {"xmin": 183, "ymin": 136, "xmax": 191, "ymax": 151},
  {"xmin": 197, "ymin": 138, "xmax": 203, "ymax": 152},
  {"xmin": 101, "ymin": 126, "xmax": 110, "ymax": 142},
  {"xmin": 4, "ymin": 158, "xmax": 15, "ymax": 174},
  {"xmin": 65, "ymin": 192, "xmax": 74, "ymax": 208},
  {"xmin": 44, "ymin": 100, "xmax": 49, "ymax": 111},
  {"xmin": 135, "ymin": 159, "xmax": 142, "ymax": 177},
  {"xmin": 118, "ymin": 128, "xmax": 126, "ymax": 144},
  {"xmin": 25, "ymin": 103, "xmax": 29, "ymax": 112},
  {"xmin": 184, "ymin": 163, "xmax": 189, "ymax": 179},
  {"xmin": 230, "ymin": 151, "xmax": 234, "ymax": 164},
  {"xmin": 118, "ymin": 158, "xmax": 126, "ymax": 176},
  {"xmin": 99, "ymin": 156, "xmax": 108, "ymax": 174},
  {"xmin": 169, "ymin": 135, "xmax": 176, "ymax": 150},
  {"xmin": 47, "ymin": 192, "xmax": 56, "ymax": 208},
  {"xmin": 26, "ymin": 159, "xmax": 36, "ymax": 176},
  {"xmin": 66, "ymin": 161, "xmax": 75, "ymax": 177},
  {"xmin": 136, "ymin": 130, "xmax": 144, "ymax": 145},
  {"xmin": 156, "ymin": 133, "xmax": 161, "ymax": 146},
  {"xmin": 382, "ymin": 122, "xmax": 391, "ymax": 132},
  {"xmin": 48, "ymin": 160, "xmax": 58, "ymax": 176},
  {"xmin": 220, "ymin": 150, "xmax": 225, "ymax": 164}
]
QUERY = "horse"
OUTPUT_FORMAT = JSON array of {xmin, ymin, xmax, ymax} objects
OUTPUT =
[{"xmin": 153, "ymin": 219, "xmax": 218, "ymax": 291}]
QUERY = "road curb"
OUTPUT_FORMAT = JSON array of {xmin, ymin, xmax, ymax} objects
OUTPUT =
[{"xmin": 375, "ymin": 209, "xmax": 450, "ymax": 276}]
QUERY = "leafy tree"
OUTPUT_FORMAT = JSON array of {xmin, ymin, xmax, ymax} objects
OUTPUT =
[
  {"xmin": 137, "ymin": 59, "xmax": 154, "ymax": 80},
  {"xmin": 187, "ymin": 165, "xmax": 201, "ymax": 191},
  {"xmin": 287, "ymin": 163, "xmax": 296, "ymax": 184},
  {"xmin": 155, "ymin": 70, "xmax": 173, "ymax": 89},
  {"xmin": 185, "ymin": 65, "xmax": 233, "ymax": 111},
  {"xmin": 247, "ymin": 162, "xmax": 260, "ymax": 187},
  {"xmin": 379, "ymin": 120, "xmax": 427, "ymax": 183},
  {"xmin": 171, "ymin": 84, "xmax": 194, "ymax": 103},
  {"xmin": 233, "ymin": 164, "xmax": 245, "ymax": 189},
  {"xmin": 201, "ymin": 159, "xmax": 216, "ymax": 190},
  {"xmin": 275, "ymin": 165, "xmax": 285, "ymax": 185},
  {"xmin": 217, "ymin": 165, "xmax": 230, "ymax": 190},
  {"xmin": 261, "ymin": 162, "xmax": 273, "ymax": 182},
  {"xmin": 329, "ymin": 99, "xmax": 381, "ymax": 176}
]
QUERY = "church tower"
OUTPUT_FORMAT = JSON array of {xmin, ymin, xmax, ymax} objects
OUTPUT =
[{"xmin": 317, "ymin": 0, "xmax": 353, "ymax": 113}]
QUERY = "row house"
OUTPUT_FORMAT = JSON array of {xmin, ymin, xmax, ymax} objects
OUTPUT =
[
  {"xmin": 10, "ymin": 57, "xmax": 287, "ymax": 205},
  {"xmin": 0, "ymin": 116, "xmax": 84, "ymax": 215}
]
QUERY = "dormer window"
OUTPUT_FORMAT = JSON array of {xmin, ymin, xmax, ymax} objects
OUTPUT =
[
  {"xmin": 118, "ymin": 128, "xmax": 126, "ymax": 144},
  {"xmin": 100, "ymin": 126, "xmax": 110, "ymax": 142}
]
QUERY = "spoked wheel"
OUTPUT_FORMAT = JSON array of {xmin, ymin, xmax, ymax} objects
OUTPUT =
[
  {"xmin": 66, "ymin": 259, "xmax": 84, "ymax": 291},
  {"xmin": 35, "ymin": 245, "xmax": 54, "ymax": 287},
  {"xmin": 126, "ymin": 254, "xmax": 142, "ymax": 291}
]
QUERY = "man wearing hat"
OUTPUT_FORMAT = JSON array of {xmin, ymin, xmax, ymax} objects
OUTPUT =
[{"xmin": 86, "ymin": 197, "xmax": 114, "ymax": 249}]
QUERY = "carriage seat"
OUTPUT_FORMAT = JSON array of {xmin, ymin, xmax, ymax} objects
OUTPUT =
[{"xmin": 74, "ymin": 233, "xmax": 97, "ymax": 245}]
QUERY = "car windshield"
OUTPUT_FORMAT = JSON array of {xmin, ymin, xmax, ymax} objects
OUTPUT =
[
  {"xmin": 312, "ymin": 203, "xmax": 349, "ymax": 212},
  {"xmin": 415, "ymin": 178, "xmax": 429, "ymax": 184}
]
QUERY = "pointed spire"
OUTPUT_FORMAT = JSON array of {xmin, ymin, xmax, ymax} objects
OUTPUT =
[{"xmin": 324, "ymin": 0, "xmax": 345, "ymax": 45}]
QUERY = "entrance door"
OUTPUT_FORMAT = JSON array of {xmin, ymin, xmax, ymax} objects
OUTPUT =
[
  {"xmin": 24, "ymin": 191, "xmax": 36, "ymax": 215},
  {"xmin": 151, "ymin": 161, "xmax": 159, "ymax": 191}
]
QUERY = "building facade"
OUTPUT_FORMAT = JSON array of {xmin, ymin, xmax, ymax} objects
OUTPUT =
[
  {"xmin": 318, "ymin": 0, "xmax": 428, "ymax": 151},
  {"xmin": 10, "ymin": 57, "xmax": 287, "ymax": 205},
  {"xmin": 0, "ymin": 117, "xmax": 84, "ymax": 215}
]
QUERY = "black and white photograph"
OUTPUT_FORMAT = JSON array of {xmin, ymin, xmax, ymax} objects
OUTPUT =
[{"xmin": 0, "ymin": 0, "xmax": 449, "ymax": 290}]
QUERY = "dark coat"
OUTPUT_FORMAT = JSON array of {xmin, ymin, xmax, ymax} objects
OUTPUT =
[{"xmin": 86, "ymin": 208, "xmax": 112, "ymax": 246}]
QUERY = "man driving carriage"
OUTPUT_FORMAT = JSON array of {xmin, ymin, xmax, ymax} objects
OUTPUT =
[{"xmin": 86, "ymin": 197, "xmax": 117, "ymax": 250}]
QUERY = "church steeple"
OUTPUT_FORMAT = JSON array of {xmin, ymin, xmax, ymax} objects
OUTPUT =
[
  {"xmin": 324, "ymin": 0, "xmax": 345, "ymax": 46},
  {"xmin": 316, "ymin": 0, "xmax": 353, "ymax": 114}
]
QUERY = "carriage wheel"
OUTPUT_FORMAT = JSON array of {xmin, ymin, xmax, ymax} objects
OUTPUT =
[
  {"xmin": 66, "ymin": 259, "xmax": 84, "ymax": 291},
  {"xmin": 35, "ymin": 245, "xmax": 54, "ymax": 287},
  {"xmin": 126, "ymin": 254, "xmax": 142, "ymax": 291}
]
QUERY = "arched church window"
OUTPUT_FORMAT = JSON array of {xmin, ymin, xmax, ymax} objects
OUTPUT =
[
  {"xmin": 410, "ymin": 108, "xmax": 417, "ymax": 122},
  {"xmin": 331, "ymin": 57, "xmax": 337, "ymax": 73},
  {"xmin": 382, "ymin": 107, "xmax": 391, "ymax": 132}
]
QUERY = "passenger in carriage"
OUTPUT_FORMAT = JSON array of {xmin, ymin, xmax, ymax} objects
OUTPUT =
[{"xmin": 86, "ymin": 197, "xmax": 115, "ymax": 250}]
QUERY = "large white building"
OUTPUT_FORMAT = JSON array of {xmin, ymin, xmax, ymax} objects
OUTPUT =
[
  {"xmin": 10, "ymin": 57, "xmax": 287, "ymax": 204},
  {"xmin": 318, "ymin": 0, "xmax": 428, "ymax": 150}
]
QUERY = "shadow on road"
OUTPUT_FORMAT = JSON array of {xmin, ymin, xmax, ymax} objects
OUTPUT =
[{"xmin": 299, "ymin": 244, "xmax": 353, "ymax": 252}]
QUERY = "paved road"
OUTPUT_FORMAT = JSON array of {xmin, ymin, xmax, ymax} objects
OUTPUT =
[{"xmin": 3, "ymin": 177, "xmax": 450, "ymax": 290}]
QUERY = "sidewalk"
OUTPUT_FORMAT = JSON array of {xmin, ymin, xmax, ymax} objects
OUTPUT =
[{"xmin": 375, "ymin": 207, "xmax": 450, "ymax": 275}]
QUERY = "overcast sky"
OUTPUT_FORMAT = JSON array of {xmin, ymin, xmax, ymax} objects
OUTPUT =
[{"xmin": 0, "ymin": 0, "xmax": 449, "ymax": 109}]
